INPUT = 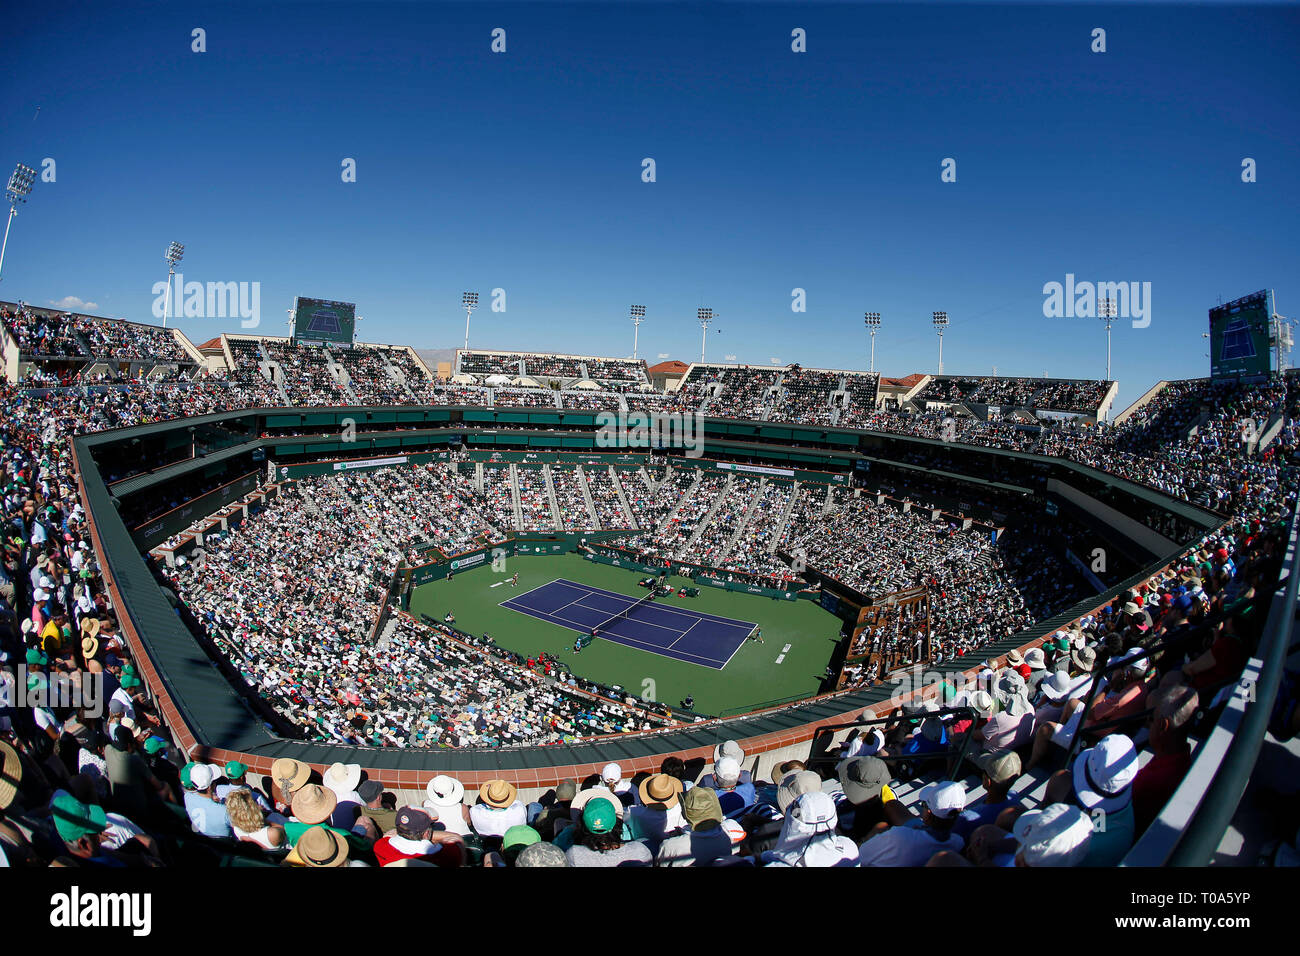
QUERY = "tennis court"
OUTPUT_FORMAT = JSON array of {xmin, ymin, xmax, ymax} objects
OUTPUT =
[{"xmin": 500, "ymin": 578, "xmax": 757, "ymax": 669}]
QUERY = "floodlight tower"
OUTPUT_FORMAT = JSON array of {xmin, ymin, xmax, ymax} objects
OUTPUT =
[
  {"xmin": 1271, "ymin": 292, "xmax": 1292, "ymax": 375},
  {"xmin": 1098, "ymin": 296, "xmax": 1116, "ymax": 381},
  {"xmin": 698, "ymin": 307, "xmax": 714, "ymax": 363},
  {"xmin": 0, "ymin": 163, "xmax": 37, "ymax": 284},
  {"xmin": 864, "ymin": 312, "xmax": 882, "ymax": 374},
  {"xmin": 462, "ymin": 292, "xmax": 479, "ymax": 351},
  {"xmin": 630, "ymin": 305, "xmax": 646, "ymax": 360},
  {"xmin": 932, "ymin": 311, "xmax": 949, "ymax": 374},
  {"xmin": 161, "ymin": 242, "xmax": 185, "ymax": 328}
]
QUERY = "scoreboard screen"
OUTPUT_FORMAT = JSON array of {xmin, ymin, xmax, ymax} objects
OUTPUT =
[
  {"xmin": 1209, "ymin": 290, "xmax": 1273, "ymax": 380},
  {"xmin": 292, "ymin": 297, "xmax": 356, "ymax": 345}
]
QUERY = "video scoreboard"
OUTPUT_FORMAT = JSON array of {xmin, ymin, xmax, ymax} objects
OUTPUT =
[
  {"xmin": 1209, "ymin": 290, "xmax": 1274, "ymax": 380},
  {"xmin": 292, "ymin": 296, "xmax": 356, "ymax": 345}
]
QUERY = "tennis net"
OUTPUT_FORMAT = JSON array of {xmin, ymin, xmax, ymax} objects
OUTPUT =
[{"xmin": 592, "ymin": 590, "xmax": 659, "ymax": 635}]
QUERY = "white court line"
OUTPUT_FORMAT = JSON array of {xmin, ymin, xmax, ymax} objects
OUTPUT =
[
  {"xmin": 775, "ymin": 654, "xmax": 786, "ymax": 664},
  {"xmin": 667, "ymin": 619, "xmax": 700, "ymax": 650}
]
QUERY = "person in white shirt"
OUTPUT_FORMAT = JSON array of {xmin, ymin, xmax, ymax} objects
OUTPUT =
[
  {"xmin": 470, "ymin": 780, "xmax": 526, "ymax": 840},
  {"xmin": 857, "ymin": 780, "xmax": 966, "ymax": 867},
  {"xmin": 322, "ymin": 761, "xmax": 363, "ymax": 829}
]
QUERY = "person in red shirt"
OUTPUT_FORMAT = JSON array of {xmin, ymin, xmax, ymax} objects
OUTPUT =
[
  {"xmin": 1183, "ymin": 625, "xmax": 1248, "ymax": 692},
  {"xmin": 1131, "ymin": 681, "xmax": 1198, "ymax": 833},
  {"xmin": 373, "ymin": 807, "xmax": 465, "ymax": 867}
]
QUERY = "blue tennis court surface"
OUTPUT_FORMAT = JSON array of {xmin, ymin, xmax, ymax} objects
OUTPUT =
[{"xmin": 500, "ymin": 578, "xmax": 756, "ymax": 669}]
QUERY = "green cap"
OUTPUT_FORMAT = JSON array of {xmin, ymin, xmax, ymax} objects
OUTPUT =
[
  {"xmin": 143, "ymin": 737, "xmax": 167, "ymax": 756},
  {"xmin": 502, "ymin": 825, "xmax": 541, "ymax": 851},
  {"xmin": 180, "ymin": 761, "xmax": 196, "ymax": 789},
  {"xmin": 225, "ymin": 760, "xmax": 248, "ymax": 780},
  {"xmin": 582, "ymin": 797, "xmax": 619, "ymax": 835},
  {"xmin": 25, "ymin": 649, "xmax": 47, "ymax": 666},
  {"xmin": 51, "ymin": 792, "xmax": 108, "ymax": 843},
  {"xmin": 120, "ymin": 675, "xmax": 141, "ymax": 690}
]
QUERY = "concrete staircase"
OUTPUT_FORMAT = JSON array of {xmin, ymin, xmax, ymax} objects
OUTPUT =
[
  {"xmin": 375, "ymin": 615, "xmax": 399, "ymax": 650},
  {"xmin": 541, "ymin": 464, "xmax": 563, "ymax": 529},
  {"xmin": 381, "ymin": 352, "xmax": 419, "ymax": 401},
  {"xmin": 508, "ymin": 465, "xmax": 524, "ymax": 530},
  {"xmin": 574, "ymin": 466, "xmax": 601, "ymax": 527},
  {"xmin": 326, "ymin": 356, "xmax": 360, "ymax": 403},
  {"xmin": 639, "ymin": 465, "xmax": 659, "ymax": 494},
  {"xmin": 611, "ymin": 465, "xmax": 637, "ymax": 529},
  {"xmin": 768, "ymin": 480, "xmax": 802, "ymax": 553},
  {"xmin": 680, "ymin": 473, "xmax": 733, "ymax": 558},
  {"xmin": 719, "ymin": 478, "xmax": 766, "ymax": 561}
]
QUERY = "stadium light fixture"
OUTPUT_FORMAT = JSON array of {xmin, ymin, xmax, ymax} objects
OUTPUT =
[
  {"xmin": 161, "ymin": 241, "xmax": 185, "ymax": 329},
  {"xmin": 1098, "ymin": 297, "xmax": 1116, "ymax": 381},
  {"xmin": 698, "ymin": 307, "xmax": 713, "ymax": 363},
  {"xmin": 1270, "ymin": 292, "xmax": 1291, "ymax": 374},
  {"xmin": 462, "ymin": 292, "xmax": 479, "ymax": 351},
  {"xmin": 864, "ymin": 312, "xmax": 882, "ymax": 374},
  {"xmin": 630, "ymin": 305, "xmax": 646, "ymax": 360},
  {"xmin": 932, "ymin": 311, "xmax": 949, "ymax": 374},
  {"xmin": 0, "ymin": 163, "xmax": 37, "ymax": 284}
]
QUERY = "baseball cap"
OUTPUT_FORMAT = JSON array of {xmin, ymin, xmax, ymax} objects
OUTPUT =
[
  {"xmin": 51, "ymin": 792, "xmax": 108, "ymax": 843},
  {"xmin": 189, "ymin": 763, "xmax": 221, "ymax": 790},
  {"xmin": 713, "ymin": 740, "xmax": 745, "ymax": 764},
  {"xmin": 582, "ymin": 797, "xmax": 619, "ymax": 835},
  {"xmin": 554, "ymin": 779, "xmax": 578, "ymax": 802},
  {"xmin": 142, "ymin": 737, "xmax": 167, "ymax": 756},
  {"xmin": 395, "ymin": 806, "xmax": 433, "ymax": 833},
  {"xmin": 1013, "ymin": 803, "xmax": 1093, "ymax": 867},
  {"xmin": 225, "ymin": 761, "xmax": 248, "ymax": 781},
  {"xmin": 973, "ymin": 749, "xmax": 1022, "ymax": 786},
  {"xmin": 713, "ymin": 756, "xmax": 741, "ymax": 787},
  {"xmin": 357, "ymin": 779, "xmax": 384, "ymax": 803},
  {"xmin": 502, "ymin": 825, "xmax": 541, "ymax": 852},
  {"xmin": 916, "ymin": 780, "xmax": 966, "ymax": 819}
]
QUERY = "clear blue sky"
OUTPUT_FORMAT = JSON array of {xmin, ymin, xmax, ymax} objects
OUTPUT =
[{"xmin": 3, "ymin": 2, "xmax": 1298, "ymax": 409}]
